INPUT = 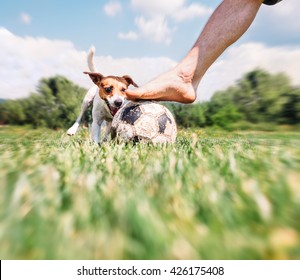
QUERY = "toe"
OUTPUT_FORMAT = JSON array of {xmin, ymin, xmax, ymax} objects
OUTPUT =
[{"xmin": 125, "ymin": 88, "xmax": 142, "ymax": 100}]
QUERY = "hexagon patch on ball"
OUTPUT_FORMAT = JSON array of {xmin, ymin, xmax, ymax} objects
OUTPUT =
[{"xmin": 111, "ymin": 101, "xmax": 177, "ymax": 144}]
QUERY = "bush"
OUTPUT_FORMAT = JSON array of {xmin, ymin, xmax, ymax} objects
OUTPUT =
[{"xmin": 0, "ymin": 76, "xmax": 87, "ymax": 129}]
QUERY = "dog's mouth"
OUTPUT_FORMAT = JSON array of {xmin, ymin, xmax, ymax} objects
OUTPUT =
[{"xmin": 104, "ymin": 99, "xmax": 120, "ymax": 116}]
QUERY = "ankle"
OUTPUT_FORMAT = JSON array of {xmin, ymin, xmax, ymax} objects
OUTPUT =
[{"xmin": 175, "ymin": 64, "xmax": 195, "ymax": 83}]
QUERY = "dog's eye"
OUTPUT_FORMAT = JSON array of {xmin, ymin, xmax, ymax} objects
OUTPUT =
[
  {"xmin": 121, "ymin": 88, "xmax": 126, "ymax": 92},
  {"xmin": 105, "ymin": 87, "xmax": 113, "ymax": 94}
]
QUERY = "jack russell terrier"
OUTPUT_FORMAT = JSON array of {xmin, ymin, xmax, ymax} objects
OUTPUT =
[{"xmin": 67, "ymin": 46, "xmax": 138, "ymax": 143}]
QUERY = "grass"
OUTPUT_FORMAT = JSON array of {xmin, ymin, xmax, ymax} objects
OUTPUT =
[{"xmin": 0, "ymin": 125, "xmax": 300, "ymax": 259}]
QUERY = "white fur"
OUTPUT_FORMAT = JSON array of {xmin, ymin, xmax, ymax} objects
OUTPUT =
[
  {"xmin": 67, "ymin": 46, "xmax": 125, "ymax": 143},
  {"xmin": 87, "ymin": 45, "xmax": 97, "ymax": 72},
  {"xmin": 66, "ymin": 85, "xmax": 97, "ymax": 136}
]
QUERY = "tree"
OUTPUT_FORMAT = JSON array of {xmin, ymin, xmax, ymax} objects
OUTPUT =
[
  {"xmin": 280, "ymin": 87, "xmax": 300, "ymax": 124},
  {"xmin": 233, "ymin": 69, "xmax": 292, "ymax": 123},
  {"xmin": 204, "ymin": 87, "xmax": 241, "ymax": 128},
  {"xmin": 1, "ymin": 70, "xmax": 298, "ymax": 129},
  {"xmin": 0, "ymin": 76, "xmax": 86, "ymax": 128},
  {"xmin": 32, "ymin": 76, "xmax": 86, "ymax": 128},
  {"xmin": 167, "ymin": 102, "xmax": 207, "ymax": 128}
]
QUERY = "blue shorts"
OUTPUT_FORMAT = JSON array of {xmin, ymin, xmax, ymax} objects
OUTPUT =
[{"xmin": 263, "ymin": 0, "xmax": 282, "ymax": 5}]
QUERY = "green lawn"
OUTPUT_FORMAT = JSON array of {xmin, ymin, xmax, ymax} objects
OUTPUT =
[{"xmin": 0, "ymin": 126, "xmax": 299, "ymax": 259}]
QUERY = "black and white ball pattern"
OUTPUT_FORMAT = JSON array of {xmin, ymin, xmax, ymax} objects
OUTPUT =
[{"xmin": 111, "ymin": 101, "xmax": 177, "ymax": 143}]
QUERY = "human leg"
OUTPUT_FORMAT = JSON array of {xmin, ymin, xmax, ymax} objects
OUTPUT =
[{"xmin": 126, "ymin": 0, "xmax": 264, "ymax": 103}]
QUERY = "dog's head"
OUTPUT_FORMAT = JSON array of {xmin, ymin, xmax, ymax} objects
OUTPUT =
[{"xmin": 84, "ymin": 71, "xmax": 138, "ymax": 116}]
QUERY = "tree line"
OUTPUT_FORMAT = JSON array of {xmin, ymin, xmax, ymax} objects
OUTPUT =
[
  {"xmin": 0, "ymin": 69, "xmax": 299, "ymax": 129},
  {"xmin": 0, "ymin": 76, "xmax": 87, "ymax": 129},
  {"xmin": 167, "ymin": 69, "xmax": 300, "ymax": 129}
]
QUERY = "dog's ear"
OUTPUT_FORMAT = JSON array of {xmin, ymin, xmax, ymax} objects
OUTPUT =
[
  {"xmin": 84, "ymin": 72, "xmax": 103, "ymax": 85},
  {"xmin": 123, "ymin": 75, "xmax": 138, "ymax": 88}
]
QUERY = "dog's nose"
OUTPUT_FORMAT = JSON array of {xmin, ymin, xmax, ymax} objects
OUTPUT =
[{"xmin": 114, "ymin": 99, "xmax": 123, "ymax": 107}]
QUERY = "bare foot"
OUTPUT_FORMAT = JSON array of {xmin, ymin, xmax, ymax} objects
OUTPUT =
[{"xmin": 125, "ymin": 68, "xmax": 197, "ymax": 103}]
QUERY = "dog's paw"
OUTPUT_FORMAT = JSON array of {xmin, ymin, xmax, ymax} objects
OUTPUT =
[
  {"xmin": 67, "ymin": 131, "xmax": 75, "ymax": 136},
  {"xmin": 67, "ymin": 124, "xmax": 79, "ymax": 136}
]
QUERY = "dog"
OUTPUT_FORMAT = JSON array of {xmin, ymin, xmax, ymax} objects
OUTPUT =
[{"xmin": 67, "ymin": 46, "xmax": 138, "ymax": 143}]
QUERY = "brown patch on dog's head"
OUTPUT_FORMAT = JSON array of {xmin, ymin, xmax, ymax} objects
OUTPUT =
[
  {"xmin": 122, "ymin": 75, "xmax": 138, "ymax": 88},
  {"xmin": 84, "ymin": 72, "xmax": 138, "ymax": 100},
  {"xmin": 83, "ymin": 71, "xmax": 103, "ymax": 85}
]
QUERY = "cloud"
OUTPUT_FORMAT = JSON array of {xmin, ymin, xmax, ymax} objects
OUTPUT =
[
  {"xmin": 20, "ymin": 13, "xmax": 31, "ymax": 25},
  {"xmin": 131, "ymin": 0, "xmax": 185, "ymax": 17},
  {"xmin": 103, "ymin": 1, "xmax": 122, "ymax": 17},
  {"xmin": 262, "ymin": 0, "xmax": 300, "ymax": 32},
  {"xmin": 130, "ymin": 0, "xmax": 212, "ymax": 20},
  {"xmin": 0, "ymin": 28, "xmax": 86, "ymax": 99},
  {"xmin": 1, "ymin": 28, "xmax": 299, "ymax": 103},
  {"xmin": 198, "ymin": 43, "xmax": 300, "ymax": 101},
  {"xmin": 118, "ymin": 31, "xmax": 139, "ymax": 41},
  {"xmin": 0, "ymin": 28, "xmax": 176, "ymax": 99},
  {"xmin": 120, "ymin": 0, "xmax": 212, "ymax": 44},
  {"xmin": 134, "ymin": 16, "xmax": 174, "ymax": 45},
  {"xmin": 173, "ymin": 3, "xmax": 213, "ymax": 22},
  {"xmin": 249, "ymin": 0, "xmax": 300, "ymax": 45}
]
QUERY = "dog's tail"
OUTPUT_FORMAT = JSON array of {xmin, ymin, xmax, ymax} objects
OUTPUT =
[{"xmin": 87, "ymin": 45, "xmax": 98, "ymax": 72}]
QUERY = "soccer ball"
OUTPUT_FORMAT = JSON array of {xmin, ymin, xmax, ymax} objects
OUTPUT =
[{"xmin": 111, "ymin": 101, "xmax": 177, "ymax": 144}]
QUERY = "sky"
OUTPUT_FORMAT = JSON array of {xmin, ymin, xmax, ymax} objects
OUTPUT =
[{"xmin": 0, "ymin": 0, "xmax": 300, "ymax": 101}]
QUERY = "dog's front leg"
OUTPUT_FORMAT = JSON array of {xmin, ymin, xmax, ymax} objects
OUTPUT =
[
  {"xmin": 67, "ymin": 86, "xmax": 97, "ymax": 136},
  {"xmin": 103, "ymin": 121, "xmax": 112, "ymax": 142},
  {"xmin": 91, "ymin": 120, "xmax": 103, "ymax": 144},
  {"xmin": 67, "ymin": 111, "xmax": 84, "ymax": 136}
]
